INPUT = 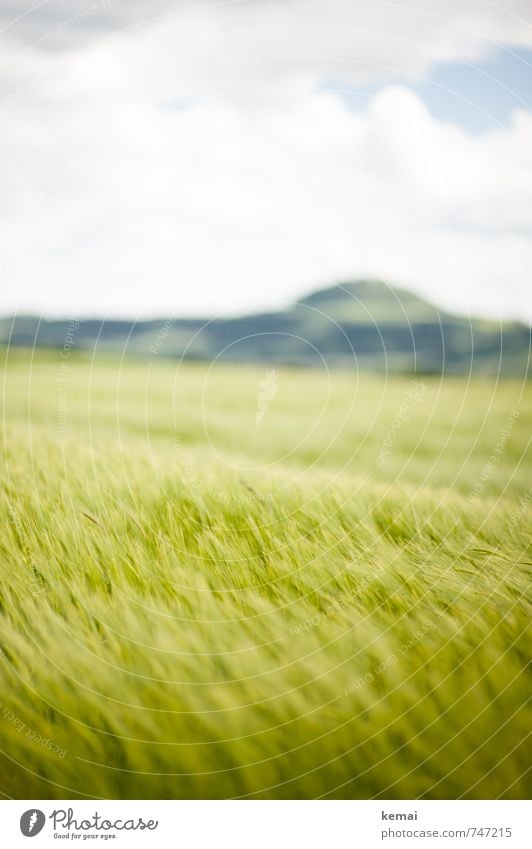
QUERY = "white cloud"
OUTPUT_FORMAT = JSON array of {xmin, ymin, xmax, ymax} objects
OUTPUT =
[{"xmin": 0, "ymin": 1, "xmax": 531, "ymax": 320}]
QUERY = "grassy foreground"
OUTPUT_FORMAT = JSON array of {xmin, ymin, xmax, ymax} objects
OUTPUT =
[{"xmin": 0, "ymin": 349, "xmax": 530, "ymax": 799}]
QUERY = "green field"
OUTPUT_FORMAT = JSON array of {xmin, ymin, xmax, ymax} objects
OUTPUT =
[{"xmin": 0, "ymin": 349, "xmax": 530, "ymax": 799}]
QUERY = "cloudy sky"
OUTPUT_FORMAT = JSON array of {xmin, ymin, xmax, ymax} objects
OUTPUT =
[{"xmin": 1, "ymin": 0, "xmax": 531, "ymax": 320}]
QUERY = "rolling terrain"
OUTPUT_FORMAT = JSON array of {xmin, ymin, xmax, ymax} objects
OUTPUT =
[{"xmin": 1, "ymin": 281, "xmax": 530, "ymax": 375}]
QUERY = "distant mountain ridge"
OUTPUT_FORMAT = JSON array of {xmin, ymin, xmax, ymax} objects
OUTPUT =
[{"xmin": 1, "ymin": 281, "xmax": 530, "ymax": 375}]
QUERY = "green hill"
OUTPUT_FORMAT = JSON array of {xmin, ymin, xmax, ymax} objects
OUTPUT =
[
  {"xmin": 293, "ymin": 280, "xmax": 445, "ymax": 324},
  {"xmin": 1, "ymin": 280, "xmax": 529, "ymax": 375}
]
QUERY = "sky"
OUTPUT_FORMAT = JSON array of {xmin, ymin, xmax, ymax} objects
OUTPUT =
[{"xmin": 1, "ymin": 0, "xmax": 531, "ymax": 321}]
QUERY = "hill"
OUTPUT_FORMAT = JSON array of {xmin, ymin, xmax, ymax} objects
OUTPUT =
[{"xmin": 1, "ymin": 280, "xmax": 529, "ymax": 375}]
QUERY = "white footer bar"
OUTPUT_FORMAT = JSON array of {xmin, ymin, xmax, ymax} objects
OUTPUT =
[{"xmin": 1, "ymin": 800, "xmax": 530, "ymax": 848}]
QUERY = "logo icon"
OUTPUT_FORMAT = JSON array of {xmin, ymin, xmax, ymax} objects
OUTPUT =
[
  {"xmin": 256, "ymin": 369, "xmax": 279, "ymax": 425},
  {"xmin": 20, "ymin": 810, "xmax": 45, "ymax": 837}
]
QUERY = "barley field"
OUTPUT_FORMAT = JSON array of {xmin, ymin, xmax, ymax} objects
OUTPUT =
[{"xmin": 0, "ymin": 349, "xmax": 530, "ymax": 799}]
